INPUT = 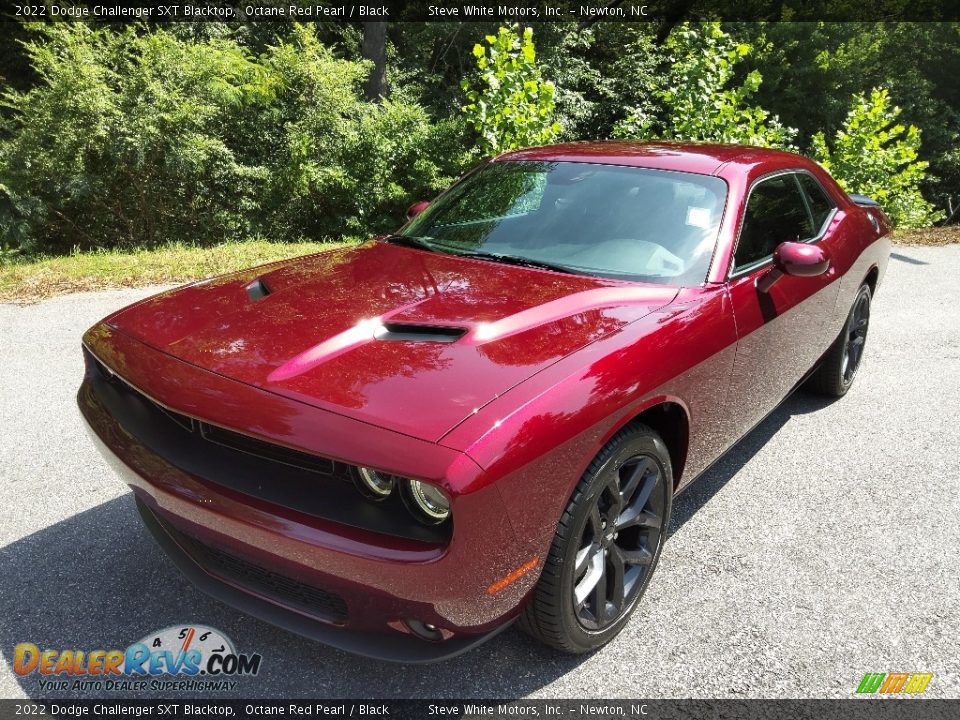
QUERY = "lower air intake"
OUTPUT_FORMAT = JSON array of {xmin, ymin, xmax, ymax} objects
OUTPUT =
[{"xmin": 162, "ymin": 518, "xmax": 349, "ymax": 624}]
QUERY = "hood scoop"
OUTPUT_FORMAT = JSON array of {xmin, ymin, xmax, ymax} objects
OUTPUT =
[
  {"xmin": 374, "ymin": 322, "xmax": 467, "ymax": 343},
  {"xmin": 245, "ymin": 278, "xmax": 271, "ymax": 302}
]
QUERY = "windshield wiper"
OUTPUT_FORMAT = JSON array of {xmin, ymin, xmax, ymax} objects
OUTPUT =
[
  {"xmin": 457, "ymin": 250, "xmax": 576, "ymax": 275},
  {"xmin": 384, "ymin": 237, "xmax": 575, "ymax": 275},
  {"xmin": 382, "ymin": 234, "xmax": 435, "ymax": 251}
]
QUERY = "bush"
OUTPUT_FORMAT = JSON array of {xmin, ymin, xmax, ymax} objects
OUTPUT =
[
  {"xmin": 613, "ymin": 23, "xmax": 796, "ymax": 149},
  {"xmin": 262, "ymin": 27, "xmax": 471, "ymax": 237},
  {"xmin": 0, "ymin": 24, "xmax": 466, "ymax": 253},
  {"xmin": 461, "ymin": 26, "xmax": 561, "ymax": 157},
  {"xmin": 0, "ymin": 25, "xmax": 274, "ymax": 252},
  {"xmin": 812, "ymin": 88, "xmax": 944, "ymax": 229}
]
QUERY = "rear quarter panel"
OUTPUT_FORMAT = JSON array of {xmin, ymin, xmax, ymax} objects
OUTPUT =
[{"xmin": 831, "ymin": 205, "xmax": 892, "ymax": 333}]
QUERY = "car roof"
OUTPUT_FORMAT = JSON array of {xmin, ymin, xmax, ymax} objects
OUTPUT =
[{"xmin": 497, "ymin": 141, "xmax": 807, "ymax": 176}]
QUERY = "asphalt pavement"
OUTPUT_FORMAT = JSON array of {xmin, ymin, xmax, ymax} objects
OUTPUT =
[{"xmin": 1, "ymin": 244, "xmax": 958, "ymax": 699}]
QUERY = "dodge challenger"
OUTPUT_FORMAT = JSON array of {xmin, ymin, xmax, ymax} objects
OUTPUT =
[{"xmin": 78, "ymin": 142, "xmax": 891, "ymax": 661}]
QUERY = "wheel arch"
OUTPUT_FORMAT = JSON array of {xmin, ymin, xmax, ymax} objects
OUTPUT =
[
  {"xmin": 602, "ymin": 397, "xmax": 690, "ymax": 490},
  {"xmin": 864, "ymin": 265, "xmax": 880, "ymax": 295}
]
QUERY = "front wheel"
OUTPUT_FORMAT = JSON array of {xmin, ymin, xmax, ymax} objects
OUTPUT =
[
  {"xmin": 519, "ymin": 423, "xmax": 672, "ymax": 653},
  {"xmin": 807, "ymin": 283, "xmax": 872, "ymax": 397}
]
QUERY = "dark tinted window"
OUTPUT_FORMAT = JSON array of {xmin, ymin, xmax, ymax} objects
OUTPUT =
[
  {"xmin": 735, "ymin": 175, "xmax": 813, "ymax": 269},
  {"xmin": 797, "ymin": 174, "xmax": 835, "ymax": 234}
]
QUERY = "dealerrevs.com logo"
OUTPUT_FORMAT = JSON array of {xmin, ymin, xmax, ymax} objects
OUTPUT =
[{"xmin": 13, "ymin": 625, "xmax": 262, "ymax": 693}]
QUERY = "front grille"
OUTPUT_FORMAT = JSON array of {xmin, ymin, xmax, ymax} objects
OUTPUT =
[
  {"xmin": 82, "ymin": 345, "xmax": 452, "ymax": 545},
  {"xmin": 85, "ymin": 346, "xmax": 344, "ymax": 479},
  {"xmin": 198, "ymin": 422, "xmax": 335, "ymax": 475},
  {"xmin": 162, "ymin": 517, "xmax": 349, "ymax": 624}
]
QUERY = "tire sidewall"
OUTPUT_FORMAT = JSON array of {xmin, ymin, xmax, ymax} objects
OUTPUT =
[
  {"xmin": 840, "ymin": 284, "xmax": 873, "ymax": 392},
  {"xmin": 556, "ymin": 430, "xmax": 673, "ymax": 652}
]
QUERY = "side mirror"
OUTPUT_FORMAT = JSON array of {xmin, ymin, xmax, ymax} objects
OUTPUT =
[
  {"xmin": 774, "ymin": 241, "xmax": 830, "ymax": 278},
  {"xmin": 756, "ymin": 241, "xmax": 829, "ymax": 293},
  {"xmin": 406, "ymin": 200, "xmax": 430, "ymax": 220}
]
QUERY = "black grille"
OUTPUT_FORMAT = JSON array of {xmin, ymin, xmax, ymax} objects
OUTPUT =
[
  {"xmin": 162, "ymin": 518, "xmax": 349, "ymax": 624},
  {"xmin": 198, "ymin": 422, "xmax": 335, "ymax": 475},
  {"xmin": 85, "ymin": 347, "xmax": 341, "ymax": 478},
  {"xmin": 156, "ymin": 404, "xmax": 195, "ymax": 433}
]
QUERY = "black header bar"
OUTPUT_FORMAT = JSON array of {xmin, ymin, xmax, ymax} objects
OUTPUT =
[
  {"xmin": 3, "ymin": 1, "xmax": 960, "ymax": 23},
  {"xmin": 0, "ymin": 699, "xmax": 958, "ymax": 720}
]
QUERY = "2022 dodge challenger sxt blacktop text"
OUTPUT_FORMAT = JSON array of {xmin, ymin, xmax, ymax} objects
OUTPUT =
[{"xmin": 79, "ymin": 142, "xmax": 890, "ymax": 662}]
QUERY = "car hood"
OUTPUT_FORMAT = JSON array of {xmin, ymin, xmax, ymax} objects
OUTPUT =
[{"xmin": 107, "ymin": 241, "xmax": 678, "ymax": 441}]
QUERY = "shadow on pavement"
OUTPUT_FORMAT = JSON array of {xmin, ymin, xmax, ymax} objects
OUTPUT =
[
  {"xmin": 0, "ymin": 499, "xmax": 584, "ymax": 700},
  {"xmin": 670, "ymin": 391, "xmax": 834, "ymax": 534},
  {"xmin": 1, "ymin": 392, "xmax": 830, "ymax": 700},
  {"xmin": 889, "ymin": 252, "xmax": 929, "ymax": 265}
]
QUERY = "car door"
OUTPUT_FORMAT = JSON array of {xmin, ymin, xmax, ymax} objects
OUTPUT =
[{"xmin": 724, "ymin": 171, "xmax": 841, "ymax": 436}]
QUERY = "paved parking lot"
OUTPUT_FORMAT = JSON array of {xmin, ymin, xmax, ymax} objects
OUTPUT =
[{"xmin": 1, "ymin": 244, "xmax": 958, "ymax": 699}]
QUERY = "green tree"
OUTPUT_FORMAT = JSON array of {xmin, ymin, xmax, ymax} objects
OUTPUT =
[
  {"xmin": 461, "ymin": 26, "xmax": 561, "ymax": 156},
  {"xmin": 260, "ymin": 25, "xmax": 469, "ymax": 238},
  {"xmin": 613, "ymin": 22, "xmax": 796, "ymax": 149},
  {"xmin": 812, "ymin": 88, "xmax": 944, "ymax": 229},
  {"xmin": 740, "ymin": 22, "xmax": 960, "ymax": 216}
]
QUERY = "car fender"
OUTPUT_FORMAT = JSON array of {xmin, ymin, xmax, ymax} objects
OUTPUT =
[{"xmin": 441, "ymin": 287, "xmax": 737, "ymax": 549}]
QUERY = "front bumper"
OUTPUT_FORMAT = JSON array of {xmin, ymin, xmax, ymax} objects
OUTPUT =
[
  {"xmin": 79, "ymin": 324, "xmax": 538, "ymax": 662},
  {"xmin": 133, "ymin": 494, "xmax": 513, "ymax": 663}
]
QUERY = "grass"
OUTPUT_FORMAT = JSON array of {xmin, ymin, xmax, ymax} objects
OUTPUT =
[
  {"xmin": 891, "ymin": 225, "xmax": 960, "ymax": 246},
  {"xmin": 0, "ymin": 226, "xmax": 957, "ymax": 304},
  {"xmin": 0, "ymin": 238, "xmax": 360, "ymax": 303}
]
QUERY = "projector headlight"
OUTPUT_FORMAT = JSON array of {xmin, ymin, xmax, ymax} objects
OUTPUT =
[
  {"xmin": 354, "ymin": 466, "xmax": 395, "ymax": 500},
  {"xmin": 402, "ymin": 479, "xmax": 451, "ymax": 525}
]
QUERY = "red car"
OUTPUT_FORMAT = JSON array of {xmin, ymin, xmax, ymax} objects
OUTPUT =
[{"xmin": 79, "ymin": 142, "xmax": 890, "ymax": 661}]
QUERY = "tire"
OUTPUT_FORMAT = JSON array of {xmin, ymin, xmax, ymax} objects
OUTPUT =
[
  {"xmin": 519, "ymin": 422, "xmax": 673, "ymax": 653},
  {"xmin": 807, "ymin": 283, "xmax": 872, "ymax": 397}
]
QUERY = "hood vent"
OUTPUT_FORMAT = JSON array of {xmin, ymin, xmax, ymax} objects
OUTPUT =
[
  {"xmin": 245, "ymin": 278, "xmax": 271, "ymax": 302},
  {"xmin": 374, "ymin": 322, "xmax": 467, "ymax": 343}
]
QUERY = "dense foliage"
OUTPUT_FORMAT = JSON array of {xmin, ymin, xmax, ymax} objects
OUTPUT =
[
  {"xmin": 461, "ymin": 27, "xmax": 560, "ymax": 156},
  {"xmin": 0, "ymin": 20, "xmax": 957, "ymax": 253},
  {"xmin": 0, "ymin": 24, "xmax": 468, "ymax": 252},
  {"xmin": 812, "ymin": 89, "xmax": 944, "ymax": 228},
  {"xmin": 613, "ymin": 23, "xmax": 796, "ymax": 149}
]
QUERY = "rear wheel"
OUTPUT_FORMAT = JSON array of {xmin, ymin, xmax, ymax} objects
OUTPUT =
[
  {"xmin": 808, "ymin": 283, "xmax": 872, "ymax": 397},
  {"xmin": 519, "ymin": 423, "xmax": 672, "ymax": 653}
]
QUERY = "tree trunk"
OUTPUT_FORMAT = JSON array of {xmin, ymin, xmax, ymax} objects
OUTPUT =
[{"xmin": 362, "ymin": 22, "xmax": 388, "ymax": 102}]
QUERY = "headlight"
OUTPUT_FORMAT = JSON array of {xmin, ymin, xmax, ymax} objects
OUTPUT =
[
  {"xmin": 402, "ymin": 479, "xmax": 451, "ymax": 525},
  {"xmin": 354, "ymin": 466, "xmax": 395, "ymax": 500}
]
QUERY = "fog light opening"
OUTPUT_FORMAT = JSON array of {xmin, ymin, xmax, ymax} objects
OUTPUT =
[{"xmin": 405, "ymin": 619, "xmax": 444, "ymax": 642}]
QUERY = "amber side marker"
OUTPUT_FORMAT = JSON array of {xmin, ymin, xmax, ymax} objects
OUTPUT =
[{"xmin": 487, "ymin": 556, "xmax": 540, "ymax": 595}]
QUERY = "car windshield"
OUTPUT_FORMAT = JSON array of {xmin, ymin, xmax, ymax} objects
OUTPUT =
[{"xmin": 399, "ymin": 160, "xmax": 728, "ymax": 285}]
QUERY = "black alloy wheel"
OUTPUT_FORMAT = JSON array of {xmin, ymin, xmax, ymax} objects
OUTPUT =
[
  {"xmin": 842, "ymin": 289, "xmax": 871, "ymax": 384},
  {"xmin": 520, "ymin": 423, "xmax": 673, "ymax": 653},
  {"xmin": 807, "ymin": 283, "xmax": 873, "ymax": 397},
  {"xmin": 573, "ymin": 455, "xmax": 666, "ymax": 630}
]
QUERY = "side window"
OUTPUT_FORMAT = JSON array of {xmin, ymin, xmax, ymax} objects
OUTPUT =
[
  {"xmin": 734, "ymin": 174, "xmax": 813, "ymax": 270},
  {"xmin": 797, "ymin": 174, "xmax": 836, "ymax": 236}
]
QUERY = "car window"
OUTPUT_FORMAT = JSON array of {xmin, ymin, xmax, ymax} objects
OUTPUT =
[
  {"xmin": 403, "ymin": 161, "xmax": 728, "ymax": 285},
  {"xmin": 797, "ymin": 173, "xmax": 836, "ymax": 235},
  {"xmin": 734, "ymin": 174, "xmax": 813, "ymax": 270}
]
